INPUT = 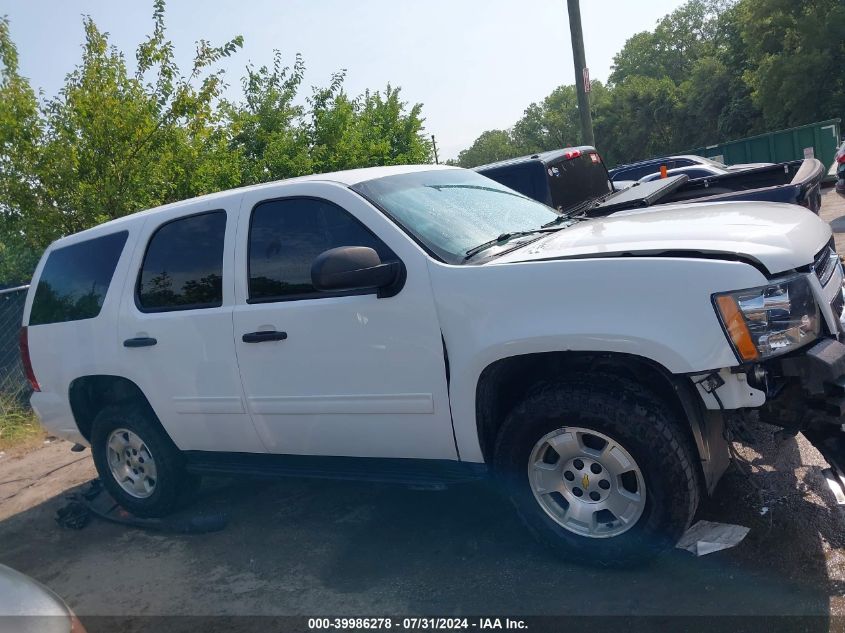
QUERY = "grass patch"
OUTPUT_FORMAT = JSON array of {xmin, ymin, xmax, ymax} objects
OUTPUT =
[{"xmin": 0, "ymin": 395, "xmax": 45, "ymax": 453}]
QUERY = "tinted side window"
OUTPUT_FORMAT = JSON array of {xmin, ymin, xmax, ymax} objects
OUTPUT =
[
  {"xmin": 249, "ymin": 198, "xmax": 395, "ymax": 302},
  {"xmin": 137, "ymin": 211, "xmax": 226, "ymax": 311},
  {"xmin": 30, "ymin": 231, "xmax": 128, "ymax": 326}
]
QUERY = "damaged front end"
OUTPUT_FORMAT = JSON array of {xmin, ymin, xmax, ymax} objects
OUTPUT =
[
  {"xmin": 743, "ymin": 242, "xmax": 845, "ymax": 502},
  {"xmin": 758, "ymin": 338, "xmax": 845, "ymax": 503}
]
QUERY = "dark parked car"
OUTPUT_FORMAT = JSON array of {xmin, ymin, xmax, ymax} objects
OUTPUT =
[
  {"xmin": 472, "ymin": 148, "xmax": 612, "ymax": 212},
  {"xmin": 476, "ymin": 147, "xmax": 824, "ymax": 216}
]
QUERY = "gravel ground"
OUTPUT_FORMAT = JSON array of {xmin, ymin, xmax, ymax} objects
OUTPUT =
[{"xmin": 2, "ymin": 188, "xmax": 845, "ymax": 631}]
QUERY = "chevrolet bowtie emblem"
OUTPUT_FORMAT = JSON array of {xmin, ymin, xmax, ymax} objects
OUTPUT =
[{"xmin": 581, "ymin": 474, "xmax": 590, "ymax": 489}]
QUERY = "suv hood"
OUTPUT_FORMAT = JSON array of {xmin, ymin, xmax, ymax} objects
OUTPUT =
[{"xmin": 494, "ymin": 201, "xmax": 831, "ymax": 274}]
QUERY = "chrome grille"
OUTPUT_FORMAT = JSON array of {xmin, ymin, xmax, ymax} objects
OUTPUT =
[{"xmin": 813, "ymin": 241, "xmax": 839, "ymax": 286}]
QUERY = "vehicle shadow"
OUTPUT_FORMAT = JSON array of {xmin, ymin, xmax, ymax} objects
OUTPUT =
[{"xmin": 0, "ymin": 436, "xmax": 837, "ymax": 632}]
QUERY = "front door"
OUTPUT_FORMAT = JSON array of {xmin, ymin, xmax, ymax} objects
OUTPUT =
[{"xmin": 232, "ymin": 184, "xmax": 457, "ymax": 460}]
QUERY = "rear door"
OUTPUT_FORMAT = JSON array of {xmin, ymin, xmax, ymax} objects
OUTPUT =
[
  {"xmin": 232, "ymin": 182, "xmax": 457, "ymax": 460},
  {"xmin": 117, "ymin": 200, "xmax": 265, "ymax": 453}
]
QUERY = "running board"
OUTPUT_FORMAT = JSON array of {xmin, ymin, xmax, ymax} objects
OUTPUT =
[{"xmin": 183, "ymin": 451, "xmax": 488, "ymax": 488}]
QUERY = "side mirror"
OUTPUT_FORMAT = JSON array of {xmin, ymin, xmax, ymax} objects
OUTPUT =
[{"xmin": 311, "ymin": 246, "xmax": 403, "ymax": 297}]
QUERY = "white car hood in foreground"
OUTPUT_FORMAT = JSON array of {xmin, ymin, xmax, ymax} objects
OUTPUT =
[{"xmin": 495, "ymin": 201, "xmax": 831, "ymax": 274}]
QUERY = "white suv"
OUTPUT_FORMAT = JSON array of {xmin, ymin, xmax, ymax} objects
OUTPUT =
[{"xmin": 21, "ymin": 165, "xmax": 845, "ymax": 565}]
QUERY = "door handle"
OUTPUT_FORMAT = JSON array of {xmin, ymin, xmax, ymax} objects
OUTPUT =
[
  {"xmin": 242, "ymin": 331, "xmax": 288, "ymax": 343},
  {"xmin": 123, "ymin": 337, "xmax": 157, "ymax": 348}
]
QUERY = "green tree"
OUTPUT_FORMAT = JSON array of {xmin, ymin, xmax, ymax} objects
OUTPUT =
[
  {"xmin": 33, "ymin": 3, "xmax": 243, "ymax": 243},
  {"xmin": 0, "ymin": 17, "xmax": 42, "ymax": 284},
  {"xmin": 356, "ymin": 85, "xmax": 432, "ymax": 166},
  {"xmin": 455, "ymin": 81, "xmax": 610, "ymax": 168},
  {"xmin": 739, "ymin": 0, "xmax": 845, "ymax": 128},
  {"xmin": 0, "ymin": 1, "xmax": 434, "ymax": 284},
  {"xmin": 697, "ymin": 1, "xmax": 761, "ymax": 139},
  {"xmin": 227, "ymin": 61, "xmax": 432, "ymax": 182},
  {"xmin": 455, "ymin": 130, "xmax": 519, "ymax": 168},
  {"xmin": 225, "ymin": 51, "xmax": 312, "ymax": 183},
  {"xmin": 460, "ymin": 0, "xmax": 833, "ymax": 169},
  {"xmin": 594, "ymin": 76, "xmax": 684, "ymax": 165},
  {"xmin": 307, "ymin": 78, "xmax": 431, "ymax": 173},
  {"xmin": 609, "ymin": 0, "xmax": 732, "ymax": 86},
  {"xmin": 512, "ymin": 85, "xmax": 581, "ymax": 154},
  {"xmin": 604, "ymin": 0, "xmax": 754, "ymax": 154}
]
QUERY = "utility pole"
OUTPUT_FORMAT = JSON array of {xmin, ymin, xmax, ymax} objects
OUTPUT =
[
  {"xmin": 431, "ymin": 135, "xmax": 440, "ymax": 164},
  {"xmin": 566, "ymin": 0, "xmax": 595, "ymax": 147}
]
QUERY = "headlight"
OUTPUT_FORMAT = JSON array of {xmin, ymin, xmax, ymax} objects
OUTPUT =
[{"xmin": 713, "ymin": 275, "xmax": 819, "ymax": 361}]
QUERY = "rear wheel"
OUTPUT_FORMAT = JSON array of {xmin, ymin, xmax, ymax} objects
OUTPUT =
[
  {"xmin": 91, "ymin": 405, "xmax": 199, "ymax": 517},
  {"xmin": 494, "ymin": 375, "xmax": 699, "ymax": 566}
]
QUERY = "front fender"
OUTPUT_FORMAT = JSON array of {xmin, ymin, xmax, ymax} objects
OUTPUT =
[{"xmin": 428, "ymin": 256, "xmax": 767, "ymax": 462}]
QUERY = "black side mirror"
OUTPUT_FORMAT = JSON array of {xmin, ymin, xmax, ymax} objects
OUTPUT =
[{"xmin": 311, "ymin": 246, "xmax": 403, "ymax": 297}]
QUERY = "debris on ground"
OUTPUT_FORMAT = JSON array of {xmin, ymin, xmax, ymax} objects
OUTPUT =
[
  {"xmin": 55, "ymin": 479, "xmax": 228, "ymax": 534},
  {"xmin": 55, "ymin": 500, "xmax": 90, "ymax": 530},
  {"xmin": 677, "ymin": 520, "xmax": 750, "ymax": 556}
]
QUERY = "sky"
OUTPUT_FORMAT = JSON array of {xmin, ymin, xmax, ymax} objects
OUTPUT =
[{"xmin": 0, "ymin": 0, "xmax": 688, "ymax": 160}]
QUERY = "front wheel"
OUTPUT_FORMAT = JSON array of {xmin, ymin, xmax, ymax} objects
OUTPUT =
[
  {"xmin": 494, "ymin": 375, "xmax": 700, "ymax": 566},
  {"xmin": 91, "ymin": 404, "xmax": 200, "ymax": 517}
]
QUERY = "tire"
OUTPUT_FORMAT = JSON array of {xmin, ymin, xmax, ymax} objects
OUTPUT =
[
  {"xmin": 494, "ymin": 374, "xmax": 700, "ymax": 566},
  {"xmin": 91, "ymin": 404, "xmax": 200, "ymax": 518}
]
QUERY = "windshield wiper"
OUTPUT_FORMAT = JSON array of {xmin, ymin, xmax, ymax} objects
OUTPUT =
[
  {"xmin": 541, "ymin": 213, "xmax": 573, "ymax": 228},
  {"xmin": 541, "ymin": 206, "xmax": 588, "ymax": 228},
  {"xmin": 463, "ymin": 228, "xmax": 559, "ymax": 261},
  {"xmin": 542, "ymin": 191, "xmax": 619, "ymax": 227},
  {"xmin": 543, "ymin": 194, "xmax": 618, "ymax": 226}
]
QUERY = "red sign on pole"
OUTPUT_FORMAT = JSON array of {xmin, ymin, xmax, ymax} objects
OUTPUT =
[{"xmin": 583, "ymin": 67, "xmax": 591, "ymax": 93}]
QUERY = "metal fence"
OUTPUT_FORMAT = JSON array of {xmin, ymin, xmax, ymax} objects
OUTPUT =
[{"xmin": 0, "ymin": 285, "xmax": 30, "ymax": 406}]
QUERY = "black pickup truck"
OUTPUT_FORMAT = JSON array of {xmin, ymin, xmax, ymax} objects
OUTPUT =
[{"xmin": 475, "ymin": 147, "xmax": 825, "ymax": 216}]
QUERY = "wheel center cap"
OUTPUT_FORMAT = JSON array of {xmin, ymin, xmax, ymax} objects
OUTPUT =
[{"xmin": 559, "ymin": 456, "xmax": 611, "ymax": 503}]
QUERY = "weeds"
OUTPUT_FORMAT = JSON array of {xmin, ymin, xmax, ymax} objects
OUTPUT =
[{"xmin": 0, "ymin": 395, "xmax": 43, "ymax": 452}]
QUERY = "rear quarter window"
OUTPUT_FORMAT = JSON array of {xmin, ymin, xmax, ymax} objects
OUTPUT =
[{"xmin": 29, "ymin": 231, "xmax": 128, "ymax": 326}]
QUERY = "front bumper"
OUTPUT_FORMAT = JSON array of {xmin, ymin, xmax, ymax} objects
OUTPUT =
[
  {"xmin": 780, "ymin": 338, "xmax": 845, "ymax": 401},
  {"xmin": 754, "ymin": 338, "xmax": 845, "ymax": 432},
  {"xmin": 760, "ymin": 337, "xmax": 845, "ymax": 502}
]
